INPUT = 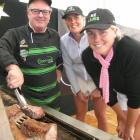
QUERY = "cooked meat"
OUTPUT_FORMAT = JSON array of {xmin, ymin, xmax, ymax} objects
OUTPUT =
[
  {"xmin": 20, "ymin": 119, "xmax": 57, "ymax": 139},
  {"xmin": 45, "ymin": 123, "xmax": 57, "ymax": 140},
  {"xmin": 6, "ymin": 104, "xmax": 57, "ymax": 140},
  {"xmin": 21, "ymin": 105, "xmax": 45, "ymax": 119},
  {"xmin": 6, "ymin": 103, "xmax": 45, "ymax": 119},
  {"xmin": 6, "ymin": 104, "xmax": 21, "ymax": 119},
  {"xmin": 10, "ymin": 121, "xmax": 27, "ymax": 140}
]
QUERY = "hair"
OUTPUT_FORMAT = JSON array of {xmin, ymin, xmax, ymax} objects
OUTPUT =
[{"xmin": 110, "ymin": 25, "xmax": 123, "ymax": 40}]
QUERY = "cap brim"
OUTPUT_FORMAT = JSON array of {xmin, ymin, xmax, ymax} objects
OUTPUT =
[
  {"xmin": 81, "ymin": 24, "xmax": 111, "ymax": 33},
  {"xmin": 62, "ymin": 12, "xmax": 82, "ymax": 19}
]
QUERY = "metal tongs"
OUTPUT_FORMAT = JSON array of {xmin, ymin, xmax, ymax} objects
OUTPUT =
[{"xmin": 14, "ymin": 88, "xmax": 28, "ymax": 108}]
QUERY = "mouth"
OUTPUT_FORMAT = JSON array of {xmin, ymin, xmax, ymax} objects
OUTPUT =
[{"xmin": 94, "ymin": 44, "xmax": 103, "ymax": 48}]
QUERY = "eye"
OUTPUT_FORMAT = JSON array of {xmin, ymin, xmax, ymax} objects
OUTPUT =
[
  {"xmin": 29, "ymin": 9, "xmax": 52, "ymax": 15},
  {"xmin": 30, "ymin": 9, "xmax": 40, "ymax": 14},
  {"xmin": 100, "ymin": 30, "xmax": 107, "ymax": 34},
  {"xmin": 86, "ymin": 31, "xmax": 94, "ymax": 36},
  {"xmin": 42, "ymin": 10, "xmax": 51, "ymax": 15}
]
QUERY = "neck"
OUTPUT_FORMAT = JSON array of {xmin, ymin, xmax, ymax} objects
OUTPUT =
[
  {"xmin": 29, "ymin": 23, "xmax": 47, "ymax": 33},
  {"xmin": 71, "ymin": 32, "xmax": 82, "ymax": 42}
]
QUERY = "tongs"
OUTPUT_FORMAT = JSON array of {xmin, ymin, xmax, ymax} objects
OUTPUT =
[
  {"xmin": 14, "ymin": 88, "xmax": 45, "ymax": 119},
  {"xmin": 14, "ymin": 88, "xmax": 28, "ymax": 108}
]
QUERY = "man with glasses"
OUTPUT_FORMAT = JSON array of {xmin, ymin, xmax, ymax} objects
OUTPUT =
[{"xmin": 0, "ymin": 0, "xmax": 63, "ymax": 110}]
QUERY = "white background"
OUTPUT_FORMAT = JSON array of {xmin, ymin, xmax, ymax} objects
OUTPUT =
[{"xmin": 20, "ymin": 0, "xmax": 140, "ymax": 29}]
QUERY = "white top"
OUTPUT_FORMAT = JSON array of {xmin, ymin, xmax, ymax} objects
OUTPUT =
[{"xmin": 60, "ymin": 32, "xmax": 92, "ymax": 94}]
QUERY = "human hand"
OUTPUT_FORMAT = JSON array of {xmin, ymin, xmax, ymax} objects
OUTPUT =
[
  {"xmin": 6, "ymin": 64, "xmax": 24, "ymax": 89},
  {"xmin": 123, "ymin": 126, "xmax": 135, "ymax": 140},
  {"xmin": 117, "ymin": 119, "xmax": 126, "ymax": 138},
  {"xmin": 90, "ymin": 88, "xmax": 101, "ymax": 100}
]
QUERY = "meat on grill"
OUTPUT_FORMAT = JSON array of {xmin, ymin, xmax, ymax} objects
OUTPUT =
[
  {"xmin": 20, "ymin": 119, "xmax": 57, "ymax": 140},
  {"xmin": 6, "ymin": 104, "xmax": 57, "ymax": 140},
  {"xmin": 21, "ymin": 104, "xmax": 45, "ymax": 119}
]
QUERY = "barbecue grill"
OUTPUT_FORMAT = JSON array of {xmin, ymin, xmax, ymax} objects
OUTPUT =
[{"xmin": 0, "ymin": 90, "xmax": 122, "ymax": 140}]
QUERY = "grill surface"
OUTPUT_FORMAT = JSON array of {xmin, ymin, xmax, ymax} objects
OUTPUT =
[{"xmin": 0, "ymin": 90, "xmax": 122, "ymax": 140}]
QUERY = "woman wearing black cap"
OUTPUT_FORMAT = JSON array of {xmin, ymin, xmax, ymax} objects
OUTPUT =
[
  {"xmin": 82, "ymin": 8, "xmax": 140, "ymax": 140},
  {"xmin": 61, "ymin": 6, "xmax": 108, "ymax": 132}
]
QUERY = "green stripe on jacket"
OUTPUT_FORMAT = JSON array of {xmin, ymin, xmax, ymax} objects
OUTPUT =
[
  {"xmin": 28, "ymin": 46, "xmax": 59, "ymax": 56},
  {"xmin": 24, "ymin": 81, "xmax": 57, "ymax": 92},
  {"xmin": 28, "ymin": 92, "xmax": 61, "ymax": 106},
  {"xmin": 21, "ymin": 64, "xmax": 56, "ymax": 75}
]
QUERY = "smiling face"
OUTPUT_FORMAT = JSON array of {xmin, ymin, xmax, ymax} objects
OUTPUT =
[
  {"xmin": 86, "ymin": 27, "xmax": 117, "ymax": 57},
  {"xmin": 65, "ymin": 14, "xmax": 85, "ymax": 34},
  {"xmin": 27, "ymin": 0, "xmax": 52, "ymax": 32}
]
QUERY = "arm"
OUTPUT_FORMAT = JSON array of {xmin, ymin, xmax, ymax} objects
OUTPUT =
[
  {"xmin": 111, "ymin": 102, "xmax": 127, "ymax": 138},
  {"xmin": 60, "ymin": 40, "xmax": 80, "ymax": 94},
  {"xmin": 124, "ymin": 108, "xmax": 140, "ymax": 140},
  {"xmin": 55, "ymin": 34, "xmax": 63, "ymax": 83},
  {"xmin": 0, "ymin": 29, "xmax": 24, "ymax": 88},
  {"xmin": 6, "ymin": 64, "xmax": 24, "ymax": 89},
  {"xmin": 0, "ymin": 30, "xmax": 18, "ymax": 69},
  {"xmin": 56, "ymin": 69, "xmax": 62, "ymax": 83},
  {"xmin": 118, "ymin": 37, "xmax": 140, "ymax": 139}
]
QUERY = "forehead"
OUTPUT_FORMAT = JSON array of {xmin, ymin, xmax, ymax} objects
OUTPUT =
[
  {"xmin": 28, "ymin": 0, "xmax": 50, "ymax": 9},
  {"xmin": 65, "ymin": 14, "xmax": 83, "ymax": 19},
  {"xmin": 86, "ymin": 28, "xmax": 108, "ymax": 32}
]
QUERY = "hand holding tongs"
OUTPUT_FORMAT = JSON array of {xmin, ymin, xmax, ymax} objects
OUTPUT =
[{"xmin": 14, "ymin": 88, "xmax": 28, "ymax": 107}]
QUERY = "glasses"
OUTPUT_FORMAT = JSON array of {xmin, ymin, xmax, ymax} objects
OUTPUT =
[{"xmin": 29, "ymin": 9, "xmax": 52, "ymax": 16}]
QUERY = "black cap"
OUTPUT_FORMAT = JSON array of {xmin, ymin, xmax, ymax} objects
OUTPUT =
[
  {"xmin": 82, "ymin": 8, "xmax": 116, "ymax": 32},
  {"xmin": 28, "ymin": 0, "xmax": 52, "ymax": 7},
  {"xmin": 62, "ymin": 6, "xmax": 84, "ymax": 19}
]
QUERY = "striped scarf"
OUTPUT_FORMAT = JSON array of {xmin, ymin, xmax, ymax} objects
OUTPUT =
[{"xmin": 93, "ymin": 48, "xmax": 113, "ymax": 103}]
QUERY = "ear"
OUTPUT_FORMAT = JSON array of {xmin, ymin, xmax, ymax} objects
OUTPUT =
[{"xmin": 112, "ymin": 26, "xmax": 117, "ymax": 33}]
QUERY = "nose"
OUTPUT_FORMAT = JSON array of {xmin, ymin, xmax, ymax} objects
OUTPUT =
[
  {"xmin": 93, "ymin": 32, "xmax": 101, "ymax": 42},
  {"xmin": 70, "ymin": 18, "xmax": 76, "ymax": 24},
  {"xmin": 38, "ymin": 11, "xmax": 44, "ymax": 17}
]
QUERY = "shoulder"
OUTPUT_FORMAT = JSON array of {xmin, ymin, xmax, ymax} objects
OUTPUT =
[
  {"xmin": 47, "ymin": 27, "xmax": 59, "ymax": 38},
  {"xmin": 6, "ymin": 25, "xmax": 27, "ymax": 36},
  {"xmin": 118, "ymin": 36, "xmax": 140, "ymax": 46},
  {"xmin": 82, "ymin": 47, "xmax": 92, "ymax": 56},
  {"xmin": 117, "ymin": 36, "xmax": 140, "ymax": 53},
  {"xmin": 60, "ymin": 33, "xmax": 70, "ymax": 41},
  {"xmin": 115, "ymin": 36, "xmax": 140, "ymax": 64},
  {"xmin": 82, "ymin": 47, "xmax": 93, "ymax": 62},
  {"xmin": 1, "ymin": 25, "xmax": 26, "ymax": 40}
]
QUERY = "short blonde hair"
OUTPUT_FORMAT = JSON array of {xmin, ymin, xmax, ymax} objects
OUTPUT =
[{"xmin": 110, "ymin": 25, "xmax": 123, "ymax": 40}]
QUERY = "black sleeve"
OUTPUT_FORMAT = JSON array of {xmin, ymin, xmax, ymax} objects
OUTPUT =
[
  {"xmin": 0, "ymin": 29, "xmax": 18, "ymax": 70},
  {"xmin": 121, "ymin": 37, "xmax": 140, "ymax": 108},
  {"xmin": 56, "ymin": 33, "xmax": 63, "ymax": 72}
]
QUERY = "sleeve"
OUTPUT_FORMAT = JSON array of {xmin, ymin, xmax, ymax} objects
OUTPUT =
[
  {"xmin": 60, "ymin": 40, "xmax": 80, "ymax": 95},
  {"xmin": 121, "ymin": 37, "xmax": 140, "ymax": 108},
  {"xmin": 0, "ymin": 29, "xmax": 18, "ymax": 70},
  {"xmin": 56, "ymin": 34, "xmax": 63, "ymax": 72}
]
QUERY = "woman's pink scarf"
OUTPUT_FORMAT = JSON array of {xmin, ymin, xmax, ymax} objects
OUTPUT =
[{"xmin": 93, "ymin": 48, "xmax": 113, "ymax": 103}]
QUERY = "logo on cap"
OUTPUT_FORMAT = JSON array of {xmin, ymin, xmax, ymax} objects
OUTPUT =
[
  {"xmin": 87, "ymin": 13, "xmax": 100, "ymax": 23},
  {"xmin": 66, "ymin": 6, "xmax": 76, "ymax": 12}
]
